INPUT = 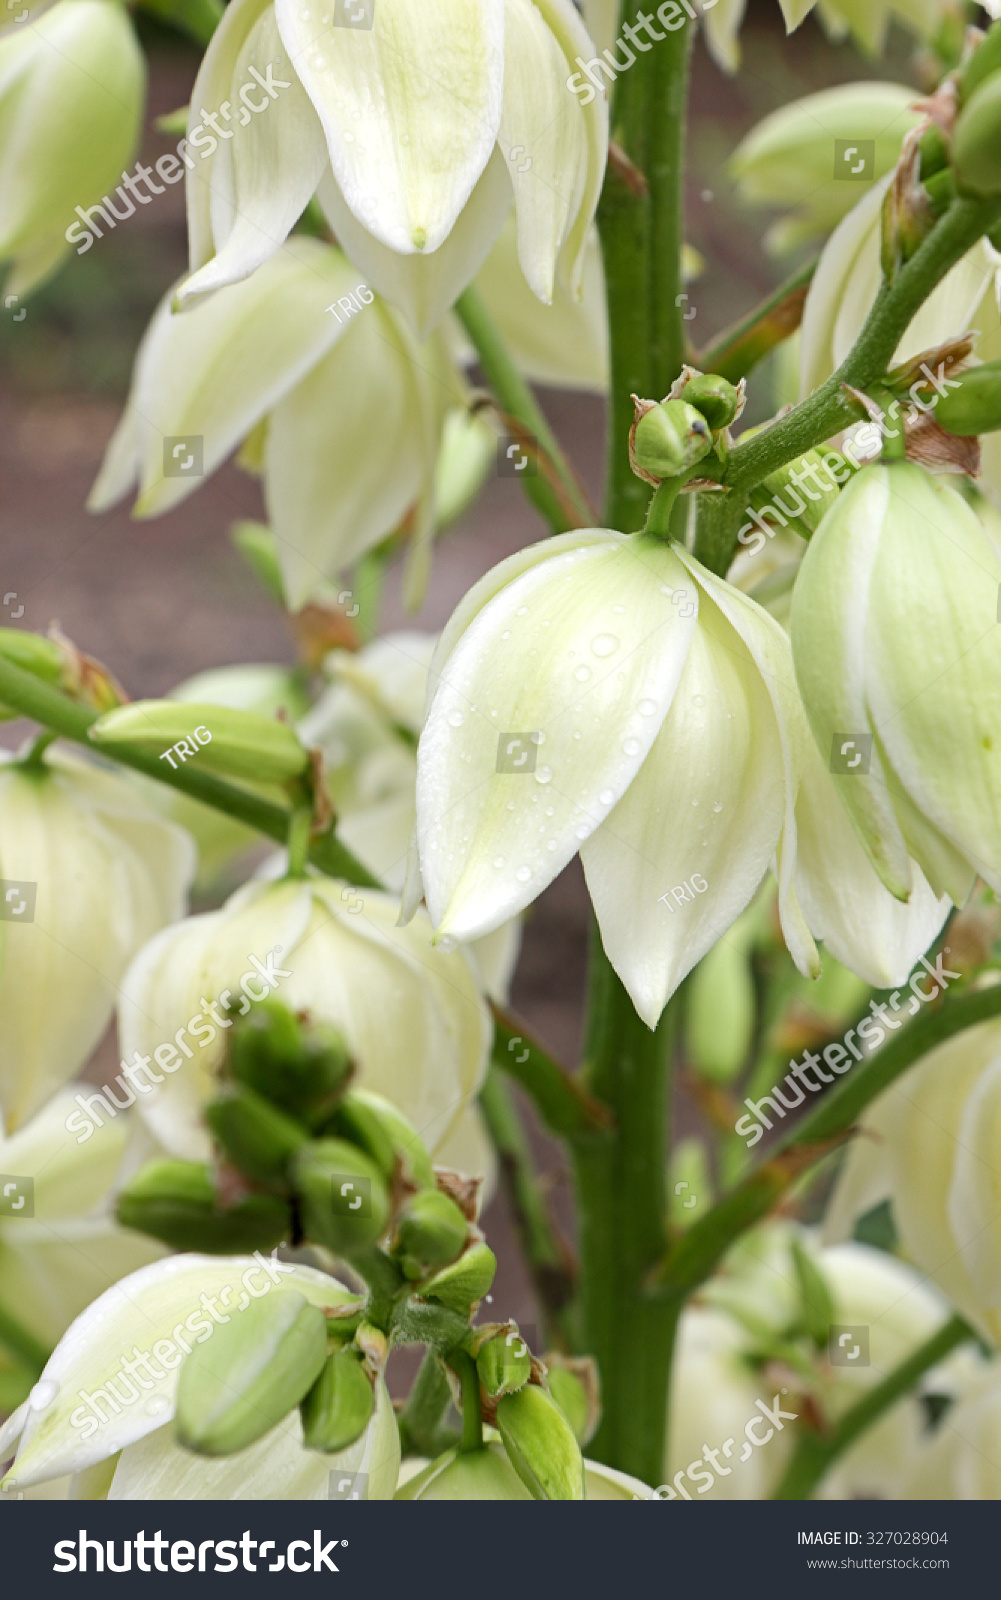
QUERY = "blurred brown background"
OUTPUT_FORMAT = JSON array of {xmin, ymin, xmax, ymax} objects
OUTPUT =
[{"xmin": 0, "ymin": 0, "xmax": 918, "ymax": 1350}]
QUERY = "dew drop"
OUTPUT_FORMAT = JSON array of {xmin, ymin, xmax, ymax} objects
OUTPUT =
[
  {"xmin": 599, "ymin": 788, "xmax": 615, "ymax": 806},
  {"xmin": 535, "ymin": 765, "xmax": 553, "ymax": 785},
  {"xmin": 145, "ymin": 1395, "xmax": 170, "ymax": 1418},
  {"xmin": 516, "ymin": 866, "xmax": 532, "ymax": 883},
  {"xmin": 574, "ymin": 664, "xmax": 592, "ymax": 683},
  {"xmin": 29, "ymin": 1380, "xmax": 57, "ymax": 1411},
  {"xmin": 545, "ymin": 806, "xmax": 555, "ymax": 817},
  {"xmin": 493, "ymin": 856, "xmax": 506, "ymax": 869},
  {"xmin": 591, "ymin": 633, "xmax": 620, "ymax": 658},
  {"xmin": 516, "ymin": 606, "xmax": 529, "ymax": 617},
  {"xmin": 692, "ymin": 694, "xmax": 705, "ymax": 708},
  {"xmin": 638, "ymin": 698, "xmax": 658, "ymax": 717},
  {"xmin": 712, "ymin": 802, "xmax": 723, "ymax": 814},
  {"xmin": 575, "ymin": 823, "xmax": 590, "ymax": 840},
  {"xmin": 447, "ymin": 710, "xmax": 464, "ymax": 727},
  {"xmin": 501, "ymin": 630, "xmax": 511, "ymax": 640},
  {"xmin": 623, "ymin": 737, "xmax": 641, "ymax": 756},
  {"xmin": 506, "ymin": 801, "xmax": 516, "ymax": 811}
]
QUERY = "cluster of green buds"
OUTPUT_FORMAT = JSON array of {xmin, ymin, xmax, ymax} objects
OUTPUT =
[
  {"xmin": 174, "ymin": 1288, "xmax": 380, "ymax": 1459},
  {"xmin": 953, "ymin": 20, "xmax": 1001, "ymax": 200},
  {"xmin": 117, "ymin": 999, "xmax": 469, "ymax": 1275},
  {"xmin": 629, "ymin": 368, "xmax": 746, "ymax": 488}
]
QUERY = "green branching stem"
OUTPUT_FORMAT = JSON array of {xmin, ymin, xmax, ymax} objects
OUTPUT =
[
  {"xmin": 489, "ymin": 1006, "xmax": 612, "ymax": 1139},
  {"xmin": 650, "ymin": 984, "xmax": 1001, "ymax": 1302},
  {"xmin": 0, "ymin": 655, "xmax": 379, "ymax": 887},
  {"xmin": 451, "ymin": 1349, "xmax": 484, "ymax": 1453},
  {"xmin": 397, "ymin": 1351, "xmax": 456, "ymax": 1459},
  {"xmin": 454, "ymin": 287, "xmax": 596, "ymax": 532},
  {"xmin": 772, "ymin": 1314, "xmax": 975, "ymax": 1500}
]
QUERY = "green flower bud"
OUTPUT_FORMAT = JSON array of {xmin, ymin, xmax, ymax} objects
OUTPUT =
[
  {"xmin": 959, "ymin": 19, "xmax": 1001, "ymax": 105},
  {"xmin": 291, "ymin": 1138, "xmax": 390, "ymax": 1255},
  {"xmin": 394, "ymin": 1189, "xmax": 468, "ymax": 1276},
  {"xmin": 326, "ymin": 1089, "xmax": 436, "ymax": 1191},
  {"xmin": 396, "ymin": 1443, "xmax": 533, "ymax": 1500},
  {"xmin": 791, "ymin": 1236, "xmax": 837, "ymax": 1349},
  {"xmin": 953, "ymin": 74, "xmax": 1001, "ymax": 197},
  {"xmin": 933, "ymin": 359, "xmax": 1001, "ymax": 436},
  {"xmin": 205, "ymin": 1085, "xmax": 310, "ymax": 1188},
  {"xmin": 0, "ymin": 630, "xmax": 64, "ymax": 719},
  {"xmin": 419, "ymin": 1241, "xmax": 496, "ymax": 1315},
  {"xmin": 918, "ymin": 123, "xmax": 949, "ymax": 181},
  {"xmin": 116, "ymin": 1159, "xmax": 290, "ymax": 1253},
  {"xmin": 680, "ymin": 373, "xmax": 742, "ymax": 430},
  {"xmin": 748, "ymin": 448, "xmax": 856, "ymax": 540},
  {"xmin": 175, "ymin": 1290, "xmax": 328, "ymax": 1456},
  {"xmin": 228, "ymin": 1001, "xmax": 353, "ymax": 1128},
  {"xmin": 495, "ymin": 1384, "xmax": 584, "ymax": 1501},
  {"xmin": 300, "ymin": 1346, "xmax": 375, "ymax": 1452},
  {"xmin": 475, "ymin": 1326, "xmax": 532, "ymax": 1398},
  {"xmin": 667, "ymin": 1137, "xmax": 712, "ymax": 1231},
  {"xmin": 88, "ymin": 699, "xmax": 309, "ymax": 785},
  {"xmin": 685, "ymin": 937, "xmax": 755, "ymax": 1085},
  {"xmin": 544, "ymin": 1357, "xmax": 599, "ymax": 1447},
  {"xmin": 632, "ymin": 400, "xmax": 712, "ymax": 481}
]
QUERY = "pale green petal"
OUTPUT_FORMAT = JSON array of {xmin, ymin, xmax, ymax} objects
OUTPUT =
[
  {"xmin": 181, "ymin": 0, "xmax": 328, "ymax": 302},
  {"xmin": 0, "ymin": 1217, "xmax": 167, "ymax": 1351},
  {"xmin": 579, "ymin": 0, "xmax": 615, "ymax": 55},
  {"xmin": 701, "ymin": 0, "xmax": 748, "ymax": 72},
  {"xmin": 866, "ymin": 467, "xmax": 1001, "ymax": 892},
  {"xmin": 468, "ymin": 917, "xmax": 522, "ymax": 1004},
  {"xmin": 417, "ymin": 533, "xmax": 697, "ymax": 940},
  {"xmin": 316, "ymin": 153, "xmax": 511, "ymax": 340},
  {"xmin": 265, "ymin": 304, "xmax": 430, "ymax": 607},
  {"xmin": 500, "ymin": 0, "xmax": 588, "ymax": 303},
  {"xmin": 0, "ymin": 756, "xmax": 194, "ymax": 1131},
  {"xmin": 108, "ymin": 1378, "xmax": 397, "ymax": 1499},
  {"xmin": 0, "ymin": 1087, "xmax": 128, "ymax": 1216},
  {"xmin": 778, "ymin": 0, "xmax": 818, "ymax": 26},
  {"xmin": 792, "ymin": 736, "xmax": 951, "ymax": 988},
  {"xmin": 947, "ymin": 1056, "xmax": 1001, "ymax": 1308},
  {"xmin": 90, "ymin": 242, "xmax": 361, "ymax": 518},
  {"xmin": 433, "ymin": 1104, "xmax": 497, "ymax": 1200},
  {"xmin": 581, "ymin": 592, "xmax": 786, "ymax": 1029},
  {"xmin": 276, "ymin": 0, "xmax": 503, "ymax": 254},
  {"xmin": 790, "ymin": 468, "xmax": 915, "ymax": 899},
  {"xmin": 4, "ymin": 1255, "xmax": 352, "ymax": 1487}
]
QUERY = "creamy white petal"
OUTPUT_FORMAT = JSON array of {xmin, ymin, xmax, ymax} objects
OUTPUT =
[
  {"xmin": 0, "ymin": 1218, "xmax": 167, "ymax": 1352},
  {"xmin": 316, "ymin": 153, "xmax": 511, "ymax": 339},
  {"xmin": 181, "ymin": 0, "xmax": 328, "ymax": 302},
  {"xmin": 276, "ymin": 0, "xmax": 503, "ymax": 254},
  {"xmin": 581, "ymin": 590, "xmax": 785, "ymax": 1028},
  {"xmin": 4, "ymin": 1255, "xmax": 351, "ymax": 1487},
  {"xmin": 90, "ymin": 242, "xmax": 361, "ymax": 518},
  {"xmin": 417, "ymin": 533, "xmax": 697, "ymax": 940}
]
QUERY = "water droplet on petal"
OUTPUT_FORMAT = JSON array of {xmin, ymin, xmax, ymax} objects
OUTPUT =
[
  {"xmin": 590, "ymin": 634, "xmax": 620, "ymax": 658},
  {"xmin": 623, "ymin": 737, "xmax": 641, "ymax": 756},
  {"xmin": 575, "ymin": 823, "xmax": 590, "ymax": 840},
  {"xmin": 493, "ymin": 856, "xmax": 506, "ymax": 869},
  {"xmin": 145, "ymin": 1395, "xmax": 169, "ymax": 1418},
  {"xmin": 535, "ymin": 765, "xmax": 552, "ymax": 785},
  {"xmin": 692, "ymin": 694, "xmax": 705, "ymax": 708},
  {"xmin": 599, "ymin": 788, "xmax": 615, "ymax": 805},
  {"xmin": 516, "ymin": 866, "xmax": 532, "ymax": 883},
  {"xmin": 574, "ymin": 664, "xmax": 592, "ymax": 683},
  {"xmin": 712, "ymin": 802, "xmax": 723, "ymax": 814},
  {"xmin": 638, "ymin": 698, "xmax": 658, "ymax": 717},
  {"xmin": 447, "ymin": 710, "xmax": 463, "ymax": 727}
]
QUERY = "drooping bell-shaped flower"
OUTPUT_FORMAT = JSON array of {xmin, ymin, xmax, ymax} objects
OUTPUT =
[
  {"xmin": 825, "ymin": 1019, "xmax": 1001, "ymax": 1347},
  {"xmin": 396, "ymin": 1442, "xmax": 655, "ymax": 1499},
  {"xmin": 693, "ymin": 0, "xmax": 990, "ymax": 72},
  {"xmin": 0, "ymin": 0, "xmax": 144, "ymax": 296},
  {"xmin": 0, "ymin": 747, "xmax": 195, "ymax": 1130},
  {"xmin": 88, "ymin": 240, "xmax": 461, "ymax": 608},
  {"xmin": 0, "ymin": 1253, "xmax": 399, "ymax": 1497},
  {"xmin": 409, "ymin": 529, "xmax": 950, "ymax": 1027},
  {"xmin": 177, "ymin": 0, "xmax": 607, "ymax": 341},
  {"xmin": 117, "ymin": 876, "xmax": 491, "ymax": 1163},
  {"xmin": 730, "ymin": 83, "xmax": 921, "ymax": 256},
  {"xmin": 902, "ymin": 1364, "xmax": 1001, "ymax": 1499},
  {"xmin": 791, "ymin": 461, "xmax": 1001, "ymax": 904}
]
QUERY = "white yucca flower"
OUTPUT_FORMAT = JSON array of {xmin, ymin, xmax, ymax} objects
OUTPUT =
[
  {"xmin": 176, "ymin": 0, "xmax": 607, "ymax": 340},
  {"xmin": 117, "ymin": 875, "xmax": 491, "ymax": 1163},
  {"xmin": 0, "ymin": 749, "xmax": 194, "ymax": 1131},
  {"xmin": 826, "ymin": 1019, "xmax": 1001, "ymax": 1348},
  {"xmin": 0, "ymin": 0, "xmax": 144, "ymax": 296},
  {"xmin": 0, "ymin": 1254, "xmax": 399, "ymax": 1498},
  {"xmin": 408, "ymin": 531, "xmax": 948, "ymax": 1027},
  {"xmin": 88, "ymin": 240, "xmax": 461, "ymax": 608},
  {"xmin": 902, "ymin": 1363, "xmax": 1001, "ymax": 1498}
]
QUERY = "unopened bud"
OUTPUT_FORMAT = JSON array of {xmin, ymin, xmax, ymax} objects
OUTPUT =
[
  {"xmin": 228, "ymin": 1001, "xmax": 353, "ymax": 1127},
  {"xmin": 326, "ymin": 1089, "xmax": 436, "ymax": 1191},
  {"xmin": 685, "ymin": 938, "xmax": 755, "ymax": 1084},
  {"xmin": 291, "ymin": 1138, "xmax": 390, "ymax": 1255},
  {"xmin": 495, "ymin": 1384, "xmax": 585, "ymax": 1501},
  {"xmin": 419, "ymin": 1240, "xmax": 496, "ymax": 1314},
  {"xmin": 631, "ymin": 400, "xmax": 713, "ymax": 483},
  {"xmin": 300, "ymin": 1346, "xmax": 375, "ymax": 1452},
  {"xmin": 953, "ymin": 74, "xmax": 1001, "ymax": 196},
  {"xmin": 680, "ymin": 373, "xmax": 742, "ymax": 430},
  {"xmin": 394, "ymin": 1189, "xmax": 468, "ymax": 1277},
  {"xmin": 175, "ymin": 1291, "xmax": 328, "ymax": 1456},
  {"xmin": 475, "ymin": 1326, "xmax": 532, "ymax": 1398},
  {"xmin": 205, "ymin": 1085, "xmax": 309, "ymax": 1187},
  {"xmin": 116, "ymin": 1159, "xmax": 290, "ymax": 1253},
  {"xmin": 0, "ymin": 631, "xmax": 64, "ymax": 720},
  {"xmin": 88, "ymin": 699, "xmax": 310, "ymax": 784},
  {"xmin": 748, "ymin": 448, "xmax": 855, "ymax": 540},
  {"xmin": 934, "ymin": 359, "xmax": 1001, "ymax": 436},
  {"xmin": 959, "ymin": 19, "xmax": 1001, "ymax": 105},
  {"xmin": 544, "ymin": 1356, "xmax": 600, "ymax": 1447}
]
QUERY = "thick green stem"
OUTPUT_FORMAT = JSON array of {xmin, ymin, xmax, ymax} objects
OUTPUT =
[
  {"xmin": 454, "ymin": 287, "xmax": 595, "ymax": 532},
  {"xmin": 0, "ymin": 656, "xmax": 378, "ymax": 887},
  {"xmin": 772, "ymin": 1314, "xmax": 974, "ymax": 1500},
  {"xmin": 490, "ymin": 1005, "xmax": 612, "ymax": 1139},
  {"xmin": 479, "ymin": 1068, "xmax": 575, "ymax": 1349},
  {"xmin": 451, "ymin": 1350, "xmax": 484, "ymax": 1453},
  {"xmin": 651, "ymin": 984, "xmax": 1001, "ymax": 1300},
  {"xmin": 572, "ymin": 927, "xmax": 678, "ymax": 1483}
]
